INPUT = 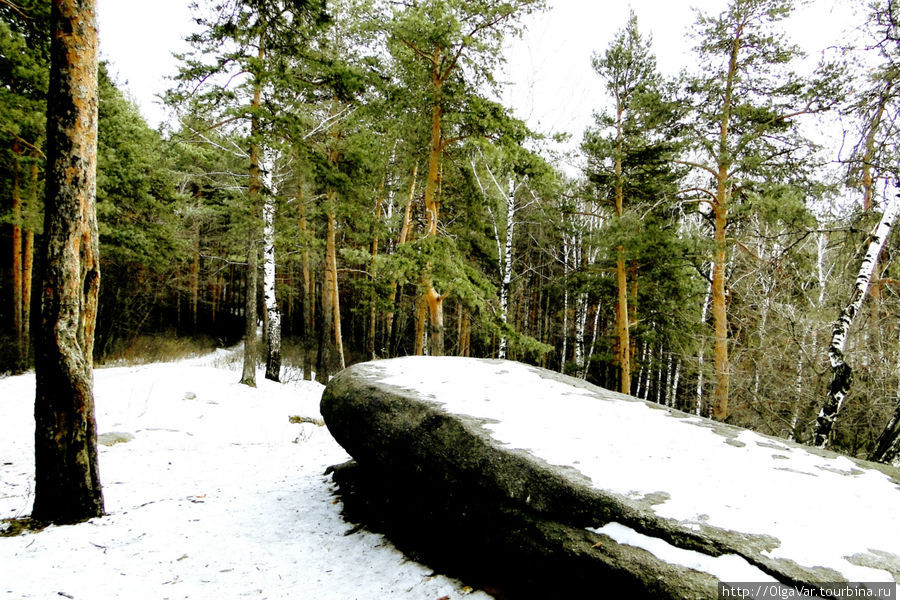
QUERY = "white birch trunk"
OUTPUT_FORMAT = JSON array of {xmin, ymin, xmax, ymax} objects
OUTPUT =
[
  {"xmin": 637, "ymin": 341, "xmax": 649, "ymax": 399},
  {"xmin": 498, "ymin": 177, "xmax": 516, "ymax": 359},
  {"xmin": 584, "ymin": 302, "xmax": 601, "ymax": 380},
  {"xmin": 571, "ymin": 224, "xmax": 587, "ymax": 375},
  {"xmin": 561, "ymin": 291, "xmax": 569, "ymax": 372},
  {"xmin": 561, "ymin": 236, "xmax": 571, "ymax": 373},
  {"xmin": 665, "ymin": 353, "xmax": 674, "ymax": 407},
  {"xmin": 813, "ymin": 194, "xmax": 900, "ymax": 447},
  {"xmin": 575, "ymin": 291, "xmax": 587, "ymax": 375},
  {"xmin": 696, "ymin": 269, "xmax": 712, "ymax": 416},
  {"xmin": 655, "ymin": 343, "xmax": 664, "ymax": 405},
  {"xmin": 262, "ymin": 147, "xmax": 281, "ymax": 382},
  {"xmin": 788, "ymin": 352, "xmax": 803, "ymax": 441},
  {"xmin": 671, "ymin": 359, "xmax": 681, "ymax": 408}
]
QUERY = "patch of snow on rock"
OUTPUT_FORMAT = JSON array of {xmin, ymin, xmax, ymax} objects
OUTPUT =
[{"xmin": 378, "ymin": 356, "xmax": 900, "ymax": 585}]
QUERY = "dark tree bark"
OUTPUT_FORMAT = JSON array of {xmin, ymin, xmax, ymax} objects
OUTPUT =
[
  {"xmin": 32, "ymin": 0, "xmax": 104, "ymax": 525},
  {"xmin": 240, "ymin": 37, "xmax": 264, "ymax": 387},
  {"xmin": 869, "ymin": 400, "xmax": 900, "ymax": 464},
  {"xmin": 315, "ymin": 280, "xmax": 331, "ymax": 385}
]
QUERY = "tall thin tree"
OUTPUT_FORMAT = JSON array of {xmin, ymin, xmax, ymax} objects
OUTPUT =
[
  {"xmin": 678, "ymin": 0, "xmax": 834, "ymax": 420},
  {"xmin": 583, "ymin": 12, "xmax": 668, "ymax": 394}
]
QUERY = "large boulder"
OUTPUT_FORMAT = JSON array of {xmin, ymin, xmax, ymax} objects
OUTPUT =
[{"xmin": 321, "ymin": 357, "xmax": 900, "ymax": 599}]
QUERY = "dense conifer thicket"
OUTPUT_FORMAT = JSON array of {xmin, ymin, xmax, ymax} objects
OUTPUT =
[{"xmin": 4, "ymin": 0, "xmax": 900, "ymax": 461}]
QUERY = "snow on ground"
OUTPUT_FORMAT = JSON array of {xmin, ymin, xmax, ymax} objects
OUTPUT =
[
  {"xmin": 377, "ymin": 356, "xmax": 900, "ymax": 586},
  {"xmin": 0, "ymin": 350, "xmax": 490, "ymax": 600}
]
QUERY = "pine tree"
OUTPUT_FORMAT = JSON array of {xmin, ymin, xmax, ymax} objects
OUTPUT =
[
  {"xmin": 583, "ymin": 11, "xmax": 676, "ymax": 394},
  {"xmin": 678, "ymin": 0, "xmax": 835, "ymax": 420},
  {"xmin": 32, "ymin": 0, "xmax": 104, "ymax": 525},
  {"xmin": 387, "ymin": 0, "xmax": 545, "ymax": 356},
  {"xmin": 0, "ymin": 0, "xmax": 49, "ymax": 370}
]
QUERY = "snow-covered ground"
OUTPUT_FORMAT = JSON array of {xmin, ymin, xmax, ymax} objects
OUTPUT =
[{"xmin": 0, "ymin": 350, "xmax": 490, "ymax": 600}]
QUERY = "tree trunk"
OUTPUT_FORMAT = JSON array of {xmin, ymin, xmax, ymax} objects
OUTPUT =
[
  {"xmin": 262, "ymin": 148, "xmax": 281, "ymax": 382},
  {"xmin": 297, "ymin": 173, "xmax": 313, "ymax": 380},
  {"xmin": 315, "ymin": 280, "xmax": 331, "ymax": 384},
  {"xmin": 422, "ymin": 55, "xmax": 445, "ymax": 356},
  {"xmin": 324, "ymin": 207, "xmax": 345, "ymax": 370},
  {"xmin": 12, "ymin": 140, "xmax": 24, "ymax": 366},
  {"xmin": 240, "ymin": 203, "xmax": 260, "ymax": 385},
  {"xmin": 788, "ymin": 350, "xmax": 803, "ymax": 442},
  {"xmin": 870, "ymin": 397, "xmax": 900, "ymax": 464},
  {"xmin": 709, "ymin": 32, "xmax": 741, "ymax": 422},
  {"xmin": 585, "ymin": 301, "xmax": 601, "ymax": 381},
  {"xmin": 711, "ymin": 199, "xmax": 730, "ymax": 420},
  {"xmin": 240, "ymin": 38, "xmax": 265, "ymax": 388},
  {"xmin": 20, "ymin": 151, "xmax": 38, "ymax": 360},
  {"xmin": 575, "ymin": 291, "xmax": 587, "ymax": 376},
  {"xmin": 414, "ymin": 294, "xmax": 427, "ymax": 356},
  {"xmin": 560, "ymin": 234, "xmax": 572, "ymax": 373},
  {"xmin": 813, "ymin": 194, "xmax": 900, "ymax": 448},
  {"xmin": 385, "ymin": 164, "xmax": 417, "ymax": 352},
  {"xmin": 33, "ymin": 0, "xmax": 104, "ymax": 525},
  {"xmin": 190, "ymin": 213, "xmax": 200, "ymax": 333},
  {"xmin": 859, "ymin": 82, "xmax": 891, "ymax": 212},
  {"xmin": 461, "ymin": 309, "xmax": 471, "ymax": 357},
  {"xmin": 424, "ymin": 58, "xmax": 442, "ymax": 240},
  {"xmin": 670, "ymin": 358, "xmax": 681, "ymax": 409},
  {"xmin": 636, "ymin": 340, "xmax": 649, "ymax": 399},
  {"xmin": 23, "ymin": 227, "xmax": 34, "ymax": 358},
  {"xmin": 425, "ymin": 285, "xmax": 444, "ymax": 355},
  {"xmin": 629, "ymin": 260, "xmax": 638, "ymax": 369},
  {"xmin": 368, "ymin": 178, "xmax": 385, "ymax": 360},
  {"xmin": 615, "ymin": 253, "xmax": 630, "ymax": 392},
  {"xmin": 498, "ymin": 177, "xmax": 516, "ymax": 359},
  {"xmin": 696, "ymin": 270, "xmax": 712, "ymax": 416},
  {"xmin": 614, "ymin": 105, "xmax": 631, "ymax": 394}
]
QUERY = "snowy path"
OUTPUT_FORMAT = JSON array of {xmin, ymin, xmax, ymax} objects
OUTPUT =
[{"xmin": 0, "ymin": 352, "xmax": 489, "ymax": 600}]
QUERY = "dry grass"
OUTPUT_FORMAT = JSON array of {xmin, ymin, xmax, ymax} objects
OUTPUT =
[{"xmin": 99, "ymin": 334, "xmax": 220, "ymax": 367}]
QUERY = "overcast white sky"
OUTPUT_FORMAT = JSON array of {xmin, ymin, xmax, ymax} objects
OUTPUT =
[{"xmin": 95, "ymin": 0, "xmax": 862, "ymax": 162}]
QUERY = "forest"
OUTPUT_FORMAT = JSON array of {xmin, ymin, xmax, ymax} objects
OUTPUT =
[{"xmin": 3, "ymin": 0, "xmax": 900, "ymax": 465}]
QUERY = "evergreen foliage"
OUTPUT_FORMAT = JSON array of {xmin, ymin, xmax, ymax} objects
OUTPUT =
[{"xmin": 5, "ymin": 0, "xmax": 900, "ymax": 465}]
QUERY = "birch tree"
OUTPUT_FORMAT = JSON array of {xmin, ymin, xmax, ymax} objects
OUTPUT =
[
  {"xmin": 812, "ymin": 194, "xmax": 900, "ymax": 448},
  {"xmin": 169, "ymin": 0, "xmax": 326, "ymax": 386},
  {"xmin": 261, "ymin": 146, "xmax": 282, "ymax": 381},
  {"xmin": 470, "ymin": 142, "xmax": 545, "ymax": 359}
]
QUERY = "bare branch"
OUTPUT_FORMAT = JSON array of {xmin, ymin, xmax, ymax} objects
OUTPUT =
[{"xmin": 0, "ymin": 0, "xmax": 27, "ymax": 18}]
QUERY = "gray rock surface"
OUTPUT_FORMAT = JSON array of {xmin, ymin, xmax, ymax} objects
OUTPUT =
[{"xmin": 321, "ymin": 357, "xmax": 900, "ymax": 599}]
